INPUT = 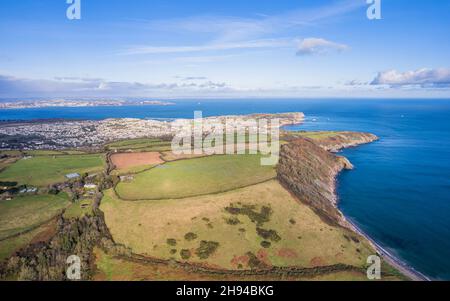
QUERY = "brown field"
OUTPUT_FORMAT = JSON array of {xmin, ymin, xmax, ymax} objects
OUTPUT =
[{"xmin": 110, "ymin": 152, "xmax": 164, "ymax": 170}]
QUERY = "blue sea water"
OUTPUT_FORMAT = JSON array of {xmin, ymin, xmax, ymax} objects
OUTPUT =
[{"xmin": 1, "ymin": 98, "xmax": 450, "ymax": 279}]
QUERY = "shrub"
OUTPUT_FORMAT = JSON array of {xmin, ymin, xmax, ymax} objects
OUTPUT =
[
  {"xmin": 225, "ymin": 217, "xmax": 240, "ymax": 225},
  {"xmin": 224, "ymin": 204, "xmax": 272, "ymax": 226},
  {"xmin": 260, "ymin": 241, "xmax": 271, "ymax": 248},
  {"xmin": 195, "ymin": 241, "xmax": 219, "ymax": 259},
  {"xmin": 184, "ymin": 232, "xmax": 198, "ymax": 241},
  {"xmin": 180, "ymin": 249, "xmax": 191, "ymax": 260},
  {"xmin": 166, "ymin": 238, "xmax": 177, "ymax": 246},
  {"xmin": 256, "ymin": 228, "xmax": 281, "ymax": 242}
]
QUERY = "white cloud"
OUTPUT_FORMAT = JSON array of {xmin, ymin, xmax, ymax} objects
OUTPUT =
[
  {"xmin": 296, "ymin": 38, "xmax": 349, "ymax": 56},
  {"xmin": 0, "ymin": 74, "xmax": 235, "ymax": 97},
  {"xmin": 123, "ymin": 0, "xmax": 362, "ymax": 56},
  {"xmin": 371, "ymin": 68, "xmax": 450, "ymax": 87},
  {"xmin": 122, "ymin": 39, "xmax": 292, "ymax": 55}
]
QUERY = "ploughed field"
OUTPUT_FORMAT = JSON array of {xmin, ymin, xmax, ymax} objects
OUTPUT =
[{"xmin": 110, "ymin": 151, "xmax": 164, "ymax": 175}]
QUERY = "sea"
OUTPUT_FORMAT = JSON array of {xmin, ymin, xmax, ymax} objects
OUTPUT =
[{"xmin": 1, "ymin": 98, "xmax": 450, "ymax": 280}]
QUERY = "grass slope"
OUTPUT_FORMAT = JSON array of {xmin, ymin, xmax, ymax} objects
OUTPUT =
[
  {"xmin": 115, "ymin": 154, "xmax": 276, "ymax": 200},
  {"xmin": 0, "ymin": 193, "xmax": 70, "ymax": 240},
  {"xmin": 102, "ymin": 180, "xmax": 375, "ymax": 272},
  {"xmin": 106, "ymin": 138, "xmax": 172, "ymax": 152},
  {"xmin": 0, "ymin": 154, "xmax": 105, "ymax": 186},
  {"xmin": 0, "ymin": 220, "xmax": 57, "ymax": 261},
  {"xmin": 92, "ymin": 248, "xmax": 372, "ymax": 281}
]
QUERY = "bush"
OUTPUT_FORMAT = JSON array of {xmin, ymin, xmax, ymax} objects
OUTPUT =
[
  {"xmin": 224, "ymin": 204, "xmax": 272, "ymax": 226},
  {"xmin": 184, "ymin": 232, "xmax": 198, "ymax": 241},
  {"xmin": 195, "ymin": 241, "xmax": 219, "ymax": 259},
  {"xmin": 225, "ymin": 217, "xmax": 240, "ymax": 225},
  {"xmin": 256, "ymin": 228, "xmax": 281, "ymax": 242},
  {"xmin": 180, "ymin": 249, "xmax": 191, "ymax": 260},
  {"xmin": 166, "ymin": 238, "xmax": 177, "ymax": 246},
  {"xmin": 260, "ymin": 241, "xmax": 271, "ymax": 248}
]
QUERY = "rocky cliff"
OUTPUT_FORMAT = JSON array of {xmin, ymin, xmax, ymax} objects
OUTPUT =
[{"xmin": 276, "ymin": 133, "xmax": 376, "ymax": 227}]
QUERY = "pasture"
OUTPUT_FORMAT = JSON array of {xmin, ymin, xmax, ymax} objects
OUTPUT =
[
  {"xmin": 0, "ymin": 154, "xmax": 106, "ymax": 186},
  {"xmin": 0, "ymin": 193, "xmax": 70, "ymax": 241},
  {"xmin": 106, "ymin": 138, "xmax": 172, "ymax": 152},
  {"xmin": 102, "ymin": 180, "xmax": 375, "ymax": 270},
  {"xmin": 115, "ymin": 154, "xmax": 276, "ymax": 200}
]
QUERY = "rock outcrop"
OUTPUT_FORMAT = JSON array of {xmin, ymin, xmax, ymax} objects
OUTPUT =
[
  {"xmin": 311, "ymin": 132, "xmax": 378, "ymax": 152},
  {"xmin": 277, "ymin": 137, "xmax": 360, "ymax": 227},
  {"xmin": 275, "ymin": 131, "xmax": 377, "ymax": 227}
]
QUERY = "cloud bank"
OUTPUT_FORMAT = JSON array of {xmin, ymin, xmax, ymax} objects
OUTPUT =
[
  {"xmin": 296, "ymin": 38, "xmax": 349, "ymax": 56},
  {"xmin": 371, "ymin": 68, "xmax": 450, "ymax": 87},
  {"xmin": 0, "ymin": 75, "xmax": 232, "ymax": 98}
]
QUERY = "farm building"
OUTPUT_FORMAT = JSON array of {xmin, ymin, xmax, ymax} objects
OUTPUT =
[{"xmin": 65, "ymin": 173, "xmax": 80, "ymax": 179}]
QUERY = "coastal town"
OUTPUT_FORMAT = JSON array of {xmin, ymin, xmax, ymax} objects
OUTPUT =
[
  {"xmin": 0, "ymin": 113, "xmax": 304, "ymax": 150},
  {"xmin": 0, "ymin": 99, "xmax": 175, "ymax": 110}
]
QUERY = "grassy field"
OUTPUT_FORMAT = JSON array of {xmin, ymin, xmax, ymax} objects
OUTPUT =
[
  {"xmin": 115, "ymin": 154, "xmax": 276, "ymax": 200},
  {"xmin": 103, "ymin": 180, "xmax": 375, "ymax": 270},
  {"xmin": 0, "ymin": 193, "xmax": 70, "ymax": 240},
  {"xmin": 22, "ymin": 150, "xmax": 87, "ymax": 156},
  {"xmin": 63, "ymin": 199, "xmax": 94, "ymax": 219},
  {"xmin": 92, "ymin": 248, "xmax": 373, "ymax": 281},
  {"xmin": 283, "ymin": 131, "xmax": 340, "ymax": 140},
  {"xmin": 106, "ymin": 138, "xmax": 172, "ymax": 152},
  {"xmin": 0, "ymin": 220, "xmax": 57, "ymax": 261},
  {"xmin": 0, "ymin": 154, "xmax": 106, "ymax": 186}
]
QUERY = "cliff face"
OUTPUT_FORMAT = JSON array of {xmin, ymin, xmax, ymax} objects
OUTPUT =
[{"xmin": 276, "ymin": 136, "xmax": 368, "ymax": 227}]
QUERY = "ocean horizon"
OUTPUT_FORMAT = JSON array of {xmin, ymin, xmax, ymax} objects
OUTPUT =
[{"xmin": 1, "ymin": 98, "xmax": 450, "ymax": 279}]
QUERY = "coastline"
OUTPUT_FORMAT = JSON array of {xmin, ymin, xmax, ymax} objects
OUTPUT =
[
  {"xmin": 330, "ymin": 157, "xmax": 429, "ymax": 281},
  {"xmin": 344, "ymin": 216, "xmax": 430, "ymax": 281},
  {"xmin": 320, "ymin": 135, "xmax": 430, "ymax": 281}
]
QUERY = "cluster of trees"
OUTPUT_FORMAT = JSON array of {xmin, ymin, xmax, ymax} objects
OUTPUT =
[{"xmin": 1, "ymin": 207, "xmax": 112, "ymax": 281}]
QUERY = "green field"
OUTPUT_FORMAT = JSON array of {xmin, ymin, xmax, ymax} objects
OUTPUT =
[
  {"xmin": 283, "ymin": 131, "xmax": 339, "ymax": 140},
  {"xmin": 115, "ymin": 154, "xmax": 276, "ymax": 200},
  {"xmin": 102, "ymin": 180, "xmax": 375, "ymax": 271},
  {"xmin": 0, "ymin": 221, "xmax": 56, "ymax": 261},
  {"xmin": 111, "ymin": 164, "xmax": 159, "ymax": 176},
  {"xmin": 63, "ymin": 199, "xmax": 94, "ymax": 219},
  {"xmin": 106, "ymin": 138, "xmax": 172, "ymax": 151},
  {"xmin": 0, "ymin": 193, "xmax": 70, "ymax": 240},
  {"xmin": 23, "ymin": 150, "xmax": 87, "ymax": 156},
  {"xmin": 0, "ymin": 154, "xmax": 106, "ymax": 186}
]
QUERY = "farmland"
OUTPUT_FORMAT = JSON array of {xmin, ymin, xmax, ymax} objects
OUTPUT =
[
  {"xmin": 110, "ymin": 152, "xmax": 164, "ymax": 175},
  {"xmin": 102, "ymin": 180, "xmax": 374, "ymax": 271},
  {"xmin": 106, "ymin": 138, "xmax": 172, "ymax": 152},
  {"xmin": 115, "ymin": 154, "xmax": 276, "ymax": 200},
  {"xmin": 0, "ymin": 193, "xmax": 70, "ymax": 241},
  {"xmin": 0, "ymin": 154, "xmax": 106, "ymax": 186}
]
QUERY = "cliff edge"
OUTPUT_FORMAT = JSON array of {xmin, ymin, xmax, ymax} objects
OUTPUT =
[{"xmin": 277, "ymin": 132, "xmax": 378, "ymax": 227}]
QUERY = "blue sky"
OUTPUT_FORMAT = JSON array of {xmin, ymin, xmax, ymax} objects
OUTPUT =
[{"xmin": 0, "ymin": 0, "xmax": 449, "ymax": 98}]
